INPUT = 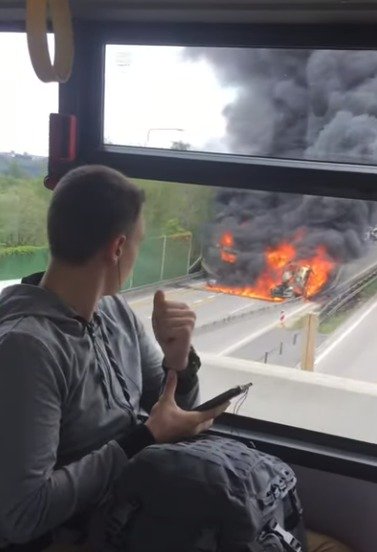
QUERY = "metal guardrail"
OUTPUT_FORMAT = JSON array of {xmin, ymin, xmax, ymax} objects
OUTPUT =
[
  {"xmin": 122, "ymin": 270, "xmax": 204, "ymax": 299},
  {"xmin": 319, "ymin": 263, "xmax": 377, "ymax": 322}
]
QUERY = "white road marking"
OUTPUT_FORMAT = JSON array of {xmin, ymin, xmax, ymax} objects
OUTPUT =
[
  {"xmin": 193, "ymin": 299, "xmax": 203, "ymax": 304},
  {"xmin": 316, "ymin": 297, "xmax": 377, "ymax": 364},
  {"xmin": 217, "ymin": 303, "xmax": 312, "ymax": 357},
  {"xmin": 127, "ymin": 287, "xmax": 192, "ymax": 306},
  {"xmin": 128, "ymin": 293, "xmax": 155, "ymax": 306},
  {"xmin": 230, "ymin": 303, "xmax": 257, "ymax": 315}
]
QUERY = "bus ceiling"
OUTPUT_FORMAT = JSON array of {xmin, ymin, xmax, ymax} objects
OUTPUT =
[{"xmin": 2, "ymin": 0, "xmax": 377, "ymax": 25}]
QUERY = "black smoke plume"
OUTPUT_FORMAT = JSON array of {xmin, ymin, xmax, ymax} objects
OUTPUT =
[
  {"xmin": 205, "ymin": 190, "xmax": 377, "ymax": 287},
  {"xmin": 186, "ymin": 48, "xmax": 377, "ymax": 285}
]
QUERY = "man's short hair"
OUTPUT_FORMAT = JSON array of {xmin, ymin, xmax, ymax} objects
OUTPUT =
[{"xmin": 48, "ymin": 165, "xmax": 145, "ymax": 264}]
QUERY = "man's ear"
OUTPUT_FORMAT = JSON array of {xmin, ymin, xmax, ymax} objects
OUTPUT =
[{"xmin": 108, "ymin": 234, "xmax": 127, "ymax": 263}]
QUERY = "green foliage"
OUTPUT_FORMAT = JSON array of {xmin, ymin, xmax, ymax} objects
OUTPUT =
[
  {"xmin": 0, "ymin": 175, "xmax": 50, "ymax": 247},
  {"xmin": 0, "ymin": 154, "xmax": 47, "ymax": 179},
  {"xmin": 164, "ymin": 218, "xmax": 187, "ymax": 235},
  {"xmin": 0, "ymin": 169, "xmax": 215, "ymax": 273},
  {"xmin": 135, "ymin": 178, "xmax": 215, "ymax": 261},
  {"xmin": 0, "ymin": 245, "xmax": 47, "ymax": 258}
]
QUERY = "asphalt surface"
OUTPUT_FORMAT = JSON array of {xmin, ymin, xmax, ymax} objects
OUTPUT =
[
  {"xmin": 1, "ymin": 243, "xmax": 377, "ymax": 382},
  {"xmin": 124, "ymin": 243, "xmax": 377, "ymax": 381},
  {"xmin": 126, "ymin": 281, "xmax": 273, "ymax": 337},
  {"xmin": 315, "ymin": 296, "xmax": 377, "ymax": 383},
  {"xmin": 125, "ymin": 281, "xmax": 315, "ymax": 361}
]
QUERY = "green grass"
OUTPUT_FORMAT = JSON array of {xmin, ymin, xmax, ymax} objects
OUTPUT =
[
  {"xmin": 290, "ymin": 317, "xmax": 306, "ymax": 331},
  {"xmin": 319, "ymin": 310, "xmax": 352, "ymax": 334},
  {"xmin": 289, "ymin": 277, "xmax": 377, "ymax": 336},
  {"xmin": 359, "ymin": 278, "xmax": 377, "ymax": 300},
  {"xmin": 318, "ymin": 276, "xmax": 377, "ymax": 335}
]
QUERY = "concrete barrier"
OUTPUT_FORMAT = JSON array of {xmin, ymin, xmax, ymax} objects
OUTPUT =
[{"xmin": 199, "ymin": 353, "xmax": 377, "ymax": 444}]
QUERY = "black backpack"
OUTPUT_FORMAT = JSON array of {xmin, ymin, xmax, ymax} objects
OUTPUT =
[{"xmin": 89, "ymin": 435, "xmax": 307, "ymax": 552}]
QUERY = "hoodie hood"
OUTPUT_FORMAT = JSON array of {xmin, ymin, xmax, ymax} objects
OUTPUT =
[{"xmin": 0, "ymin": 283, "xmax": 83, "ymax": 333}]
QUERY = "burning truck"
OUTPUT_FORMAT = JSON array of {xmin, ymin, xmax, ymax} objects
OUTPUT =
[
  {"xmin": 208, "ymin": 227, "xmax": 336, "ymax": 302},
  {"xmin": 270, "ymin": 264, "xmax": 312, "ymax": 300}
]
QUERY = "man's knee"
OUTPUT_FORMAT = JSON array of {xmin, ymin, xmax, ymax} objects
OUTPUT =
[{"xmin": 307, "ymin": 530, "xmax": 353, "ymax": 552}]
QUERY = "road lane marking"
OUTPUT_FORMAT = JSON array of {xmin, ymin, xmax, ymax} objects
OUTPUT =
[
  {"xmin": 129, "ymin": 288, "xmax": 219, "ymax": 312},
  {"xmin": 316, "ymin": 297, "xmax": 377, "ymax": 365},
  {"xmin": 127, "ymin": 287, "xmax": 193, "ymax": 306},
  {"xmin": 230, "ymin": 303, "xmax": 258, "ymax": 315},
  {"xmin": 217, "ymin": 304, "xmax": 312, "ymax": 357}
]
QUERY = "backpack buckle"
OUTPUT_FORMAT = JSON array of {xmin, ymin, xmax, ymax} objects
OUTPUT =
[{"xmin": 259, "ymin": 520, "xmax": 302, "ymax": 552}]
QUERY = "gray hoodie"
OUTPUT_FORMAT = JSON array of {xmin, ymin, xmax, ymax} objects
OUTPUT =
[{"xmin": 0, "ymin": 280, "xmax": 199, "ymax": 545}]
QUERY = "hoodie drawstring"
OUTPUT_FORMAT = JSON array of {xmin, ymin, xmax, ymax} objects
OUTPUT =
[
  {"xmin": 83, "ymin": 316, "xmax": 136, "ymax": 423},
  {"xmin": 86, "ymin": 321, "xmax": 112, "ymax": 410}
]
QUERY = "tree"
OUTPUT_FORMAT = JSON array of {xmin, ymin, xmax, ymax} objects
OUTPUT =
[
  {"xmin": 7, "ymin": 159, "xmax": 24, "ymax": 179},
  {"xmin": 171, "ymin": 141, "xmax": 191, "ymax": 151},
  {"xmin": 0, "ymin": 175, "xmax": 50, "ymax": 246},
  {"xmin": 164, "ymin": 218, "xmax": 187, "ymax": 235}
]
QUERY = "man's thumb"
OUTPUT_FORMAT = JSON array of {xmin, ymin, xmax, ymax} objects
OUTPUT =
[
  {"xmin": 161, "ymin": 370, "xmax": 177, "ymax": 402},
  {"xmin": 154, "ymin": 290, "xmax": 166, "ymax": 308}
]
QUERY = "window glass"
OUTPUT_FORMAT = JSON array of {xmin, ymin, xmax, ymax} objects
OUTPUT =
[
  {"xmin": 3, "ymin": 33, "xmax": 377, "ymax": 442},
  {"xmin": 125, "ymin": 175, "xmax": 377, "ymax": 442},
  {"xmin": 104, "ymin": 45, "xmax": 377, "ymax": 165},
  {"xmin": 126, "ymin": 179, "xmax": 377, "ymax": 397},
  {"xmin": 0, "ymin": 33, "xmax": 58, "ymax": 291},
  {"xmin": 122, "ymin": 178, "xmax": 214, "ymax": 290}
]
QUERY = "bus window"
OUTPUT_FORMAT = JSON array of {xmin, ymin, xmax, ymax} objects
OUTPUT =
[
  {"xmin": 0, "ymin": 33, "xmax": 58, "ymax": 290},
  {"xmin": 104, "ymin": 45, "xmax": 377, "ymax": 166},
  {"xmin": 102, "ymin": 42, "xmax": 377, "ymax": 445}
]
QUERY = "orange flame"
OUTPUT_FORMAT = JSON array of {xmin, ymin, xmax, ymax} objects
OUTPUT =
[
  {"xmin": 209, "ymin": 232, "xmax": 335, "ymax": 302},
  {"xmin": 266, "ymin": 242, "xmax": 296, "ymax": 269},
  {"xmin": 219, "ymin": 232, "xmax": 237, "ymax": 264},
  {"xmin": 220, "ymin": 232, "xmax": 234, "ymax": 248},
  {"xmin": 301, "ymin": 246, "xmax": 335, "ymax": 298}
]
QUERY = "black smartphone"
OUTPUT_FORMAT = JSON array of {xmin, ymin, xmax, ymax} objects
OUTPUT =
[{"xmin": 194, "ymin": 382, "xmax": 253, "ymax": 412}]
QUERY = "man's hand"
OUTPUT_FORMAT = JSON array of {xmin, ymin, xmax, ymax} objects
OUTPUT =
[
  {"xmin": 152, "ymin": 290, "xmax": 196, "ymax": 371},
  {"xmin": 146, "ymin": 371, "xmax": 229, "ymax": 443}
]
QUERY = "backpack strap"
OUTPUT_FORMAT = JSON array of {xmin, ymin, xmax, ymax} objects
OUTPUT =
[{"xmin": 284, "ymin": 489, "xmax": 304, "ymax": 531}]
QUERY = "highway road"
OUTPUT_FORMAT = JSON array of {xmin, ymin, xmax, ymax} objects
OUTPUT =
[
  {"xmin": 124, "ymin": 242, "xmax": 377, "ymax": 381},
  {"xmin": 126, "ymin": 282, "xmax": 269, "ymax": 334},
  {"xmin": 125, "ymin": 281, "xmax": 314, "ymax": 360},
  {"xmin": 315, "ymin": 296, "xmax": 377, "ymax": 383},
  {"xmin": 1, "ymin": 242, "xmax": 377, "ymax": 382}
]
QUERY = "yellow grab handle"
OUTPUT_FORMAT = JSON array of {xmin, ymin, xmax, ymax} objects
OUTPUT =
[{"xmin": 26, "ymin": 0, "xmax": 74, "ymax": 83}]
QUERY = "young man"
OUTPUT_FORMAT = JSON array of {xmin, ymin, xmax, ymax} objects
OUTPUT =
[
  {"xmin": 0, "ymin": 165, "xmax": 353, "ymax": 552},
  {"xmin": 0, "ymin": 165, "xmax": 228, "ymax": 549}
]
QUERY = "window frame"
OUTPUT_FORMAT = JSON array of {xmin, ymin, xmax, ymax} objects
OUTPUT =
[
  {"xmin": 60, "ymin": 21, "xmax": 377, "ymax": 200},
  {"xmin": 212, "ymin": 413, "xmax": 377, "ymax": 484},
  {"xmin": 2, "ymin": 23, "xmax": 377, "ymax": 480},
  {"xmin": 60, "ymin": 20, "xmax": 377, "ymax": 477}
]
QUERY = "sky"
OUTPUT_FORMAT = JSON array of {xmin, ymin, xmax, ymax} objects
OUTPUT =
[
  {"xmin": 2, "ymin": 33, "xmax": 377, "ymax": 166},
  {"xmin": 104, "ymin": 45, "xmax": 234, "ymax": 151},
  {"xmin": 0, "ymin": 34, "xmax": 232, "ymax": 157},
  {"xmin": 0, "ymin": 33, "xmax": 58, "ymax": 156}
]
